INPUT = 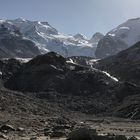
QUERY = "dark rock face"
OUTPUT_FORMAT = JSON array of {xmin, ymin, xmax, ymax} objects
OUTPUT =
[
  {"xmin": 28, "ymin": 52, "xmax": 66, "ymax": 67},
  {"xmin": 67, "ymin": 127, "xmax": 96, "ymax": 140},
  {"xmin": 0, "ymin": 24, "xmax": 41, "ymax": 58},
  {"xmin": 0, "ymin": 58, "xmax": 23, "ymax": 89},
  {"xmin": 0, "ymin": 59, "xmax": 22, "ymax": 82},
  {"xmin": 0, "ymin": 124, "xmax": 15, "ymax": 133},
  {"xmin": 67, "ymin": 128, "xmax": 128, "ymax": 140},
  {"xmin": 95, "ymin": 35, "xmax": 127, "ymax": 59}
]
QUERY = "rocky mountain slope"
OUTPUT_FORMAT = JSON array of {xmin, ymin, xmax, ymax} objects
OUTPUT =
[
  {"xmin": 0, "ymin": 51, "xmax": 139, "ymax": 139},
  {"xmin": 5, "ymin": 52, "xmax": 118, "ymax": 94},
  {"xmin": 0, "ymin": 21, "xmax": 41, "ymax": 58},
  {"xmin": 95, "ymin": 41, "xmax": 140, "ymax": 119},
  {"xmin": 96, "ymin": 18, "xmax": 140, "ymax": 58},
  {"xmin": 1, "ymin": 52, "xmax": 140, "ymax": 119},
  {"xmin": 96, "ymin": 41, "xmax": 140, "ymax": 85}
]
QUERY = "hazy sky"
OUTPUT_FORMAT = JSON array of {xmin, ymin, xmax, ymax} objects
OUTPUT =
[{"xmin": 0, "ymin": 0, "xmax": 140, "ymax": 38}]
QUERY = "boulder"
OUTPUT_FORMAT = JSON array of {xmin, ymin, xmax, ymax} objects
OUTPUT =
[
  {"xmin": 0, "ymin": 124, "xmax": 15, "ymax": 133},
  {"xmin": 67, "ymin": 127, "xmax": 97, "ymax": 140}
]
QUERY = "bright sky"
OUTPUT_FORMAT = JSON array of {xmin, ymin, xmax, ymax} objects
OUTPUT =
[{"xmin": 0, "ymin": 0, "xmax": 140, "ymax": 38}]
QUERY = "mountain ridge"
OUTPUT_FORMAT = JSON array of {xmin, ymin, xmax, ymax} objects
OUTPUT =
[{"xmin": 0, "ymin": 18, "xmax": 104, "ymax": 58}]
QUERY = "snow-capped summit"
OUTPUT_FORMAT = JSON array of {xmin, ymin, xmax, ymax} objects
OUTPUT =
[
  {"xmin": 96, "ymin": 17, "xmax": 140, "ymax": 58},
  {"xmin": 14, "ymin": 17, "xmax": 27, "ymax": 22},
  {"xmin": 74, "ymin": 33, "xmax": 88, "ymax": 40},
  {"xmin": 0, "ymin": 18, "xmax": 103, "ymax": 57}
]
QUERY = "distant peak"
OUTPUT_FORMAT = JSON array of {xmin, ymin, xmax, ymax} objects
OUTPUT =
[
  {"xmin": 15, "ymin": 17, "xmax": 27, "ymax": 22},
  {"xmin": 92, "ymin": 32, "xmax": 104, "ymax": 38},
  {"xmin": 89, "ymin": 32, "xmax": 104, "ymax": 43},
  {"xmin": 74, "ymin": 33, "xmax": 87, "ymax": 40},
  {"xmin": 127, "ymin": 17, "xmax": 140, "ymax": 22}
]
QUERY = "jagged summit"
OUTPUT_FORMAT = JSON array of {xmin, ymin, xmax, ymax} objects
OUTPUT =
[
  {"xmin": 73, "ymin": 33, "xmax": 88, "ymax": 40},
  {"xmin": 14, "ymin": 17, "xmax": 27, "ymax": 22}
]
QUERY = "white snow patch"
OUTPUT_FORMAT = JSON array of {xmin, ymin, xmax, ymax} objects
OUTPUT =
[
  {"xmin": 66, "ymin": 58, "xmax": 77, "ymax": 65},
  {"xmin": 90, "ymin": 59, "xmax": 100, "ymax": 63},
  {"xmin": 0, "ymin": 20, "xmax": 5, "ymax": 23},
  {"xmin": 18, "ymin": 17, "xmax": 26, "ymax": 22},
  {"xmin": 108, "ymin": 33, "xmax": 116, "ymax": 37},
  {"xmin": 38, "ymin": 21, "xmax": 41, "ymax": 25},
  {"xmin": 16, "ymin": 58, "xmax": 32, "ymax": 63},
  {"xmin": 102, "ymin": 71, "xmax": 119, "ymax": 82},
  {"xmin": 119, "ymin": 27, "xmax": 130, "ymax": 30},
  {"xmin": 0, "ymin": 71, "xmax": 2, "ymax": 75}
]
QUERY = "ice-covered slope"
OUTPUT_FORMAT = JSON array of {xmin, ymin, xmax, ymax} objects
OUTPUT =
[
  {"xmin": 96, "ymin": 18, "xmax": 140, "ymax": 58},
  {"xmin": 5, "ymin": 18, "xmax": 103, "ymax": 57}
]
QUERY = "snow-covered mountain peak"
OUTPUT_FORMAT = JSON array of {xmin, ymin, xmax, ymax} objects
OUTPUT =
[
  {"xmin": 14, "ymin": 17, "xmax": 28, "ymax": 22},
  {"xmin": 73, "ymin": 33, "xmax": 88, "ymax": 40},
  {"xmin": 8, "ymin": 19, "xmax": 58, "ymax": 36}
]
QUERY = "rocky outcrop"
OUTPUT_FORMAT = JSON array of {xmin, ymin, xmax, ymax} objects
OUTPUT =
[{"xmin": 67, "ymin": 127, "xmax": 97, "ymax": 140}]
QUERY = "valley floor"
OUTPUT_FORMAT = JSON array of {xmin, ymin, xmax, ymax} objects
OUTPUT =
[
  {"xmin": 0, "ymin": 89, "xmax": 139, "ymax": 140},
  {"xmin": 1, "ymin": 116, "xmax": 140, "ymax": 140}
]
